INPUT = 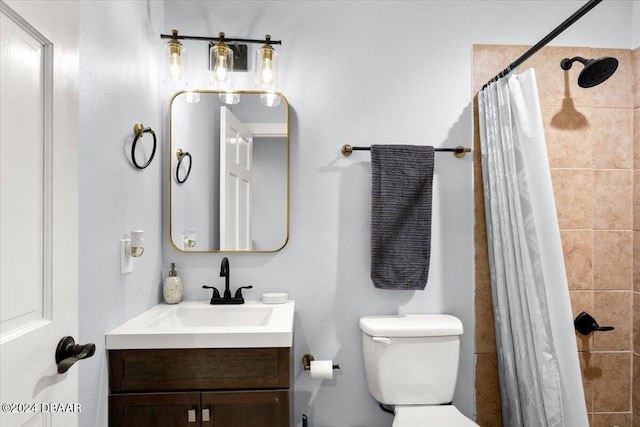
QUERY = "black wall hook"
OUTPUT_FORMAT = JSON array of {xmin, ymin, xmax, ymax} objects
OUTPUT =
[{"xmin": 574, "ymin": 311, "xmax": 614, "ymax": 336}]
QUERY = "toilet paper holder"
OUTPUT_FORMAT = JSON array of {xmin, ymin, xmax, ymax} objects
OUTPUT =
[{"xmin": 302, "ymin": 353, "xmax": 341, "ymax": 371}]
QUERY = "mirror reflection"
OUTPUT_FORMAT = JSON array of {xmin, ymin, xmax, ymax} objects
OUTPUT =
[{"xmin": 169, "ymin": 91, "xmax": 289, "ymax": 252}]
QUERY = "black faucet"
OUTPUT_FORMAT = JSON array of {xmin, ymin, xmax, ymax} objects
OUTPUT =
[
  {"xmin": 202, "ymin": 257, "xmax": 253, "ymax": 305},
  {"xmin": 220, "ymin": 257, "xmax": 231, "ymax": 299}
]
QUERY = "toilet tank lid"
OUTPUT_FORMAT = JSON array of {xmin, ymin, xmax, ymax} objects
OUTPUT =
[{"xmin": 359, "ymin": 314, "xmax": 463, "ymax": 337}]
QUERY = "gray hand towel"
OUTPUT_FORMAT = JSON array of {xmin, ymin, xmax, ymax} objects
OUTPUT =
[{"xmin": 370, "ymin": 144, "xmax": 435, "ymax": 290}]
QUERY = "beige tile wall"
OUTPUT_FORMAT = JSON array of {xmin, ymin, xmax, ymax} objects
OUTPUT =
[{"xmin": 473, "ymin": 45, "xmax": 636, "ymax": 427}]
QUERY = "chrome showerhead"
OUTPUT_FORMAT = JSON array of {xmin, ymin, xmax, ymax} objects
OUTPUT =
[{"xmin": 560, "ymin": 56, "xmax": 618, "ymax": 88}]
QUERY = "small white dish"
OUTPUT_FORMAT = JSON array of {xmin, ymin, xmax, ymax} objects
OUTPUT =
[{"xmin": 262, "ymin": 292, "xmax": 289, "ymax": 304}]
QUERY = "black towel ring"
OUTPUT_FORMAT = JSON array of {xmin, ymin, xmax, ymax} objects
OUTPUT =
[
  {"xmin": 131, "ymin": 124, "xmax": 157, "ymax": 169},
  {"xmin": 175, "ymin": 149, "xmax": 192, "ymax": 184}
]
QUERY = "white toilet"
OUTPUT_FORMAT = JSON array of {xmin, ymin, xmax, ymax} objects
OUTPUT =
[{"xmin": 359, "ymin": 314, "xmax": 479, "ymax": 426}]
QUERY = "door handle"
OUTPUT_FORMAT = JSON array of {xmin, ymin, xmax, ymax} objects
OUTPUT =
[
  {"xmin": 574, "ymin": 311, "xmax": 615, "ymax": 335},
  {"xmin": 55, "ymin": 336, "xmax": 96, "ymax": 374}
]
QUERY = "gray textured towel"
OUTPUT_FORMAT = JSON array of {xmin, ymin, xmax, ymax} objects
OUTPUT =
[{"xmin": 370, "ymin": 145, "xmax": 435, "ymax": 290}]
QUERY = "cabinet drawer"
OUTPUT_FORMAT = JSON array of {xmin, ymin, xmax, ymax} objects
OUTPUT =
[{"xmin": 109, "ymin": 348, "xmax": 290, "ymax": 392}]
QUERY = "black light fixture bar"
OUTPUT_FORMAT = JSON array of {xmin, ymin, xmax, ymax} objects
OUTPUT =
[{"xmin": 160, "ymin": 33, "xmax": 281, "ymax": 45}]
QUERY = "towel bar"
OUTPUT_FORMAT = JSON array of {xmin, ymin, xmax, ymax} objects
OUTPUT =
[
  {"xmin": 341, "ymin": 144, "xmax": 471, "ymax": 158},
  {"xmin": 131, "ymin": 123, "xmax": 157, "ymax": 169}
]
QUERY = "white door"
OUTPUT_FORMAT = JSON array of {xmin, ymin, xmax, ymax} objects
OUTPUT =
[
  {"xmin": 219, "ymin": 107, "xmax": 253, "ymax": 250},
  {"xmin": 1, "ymin": 1, "xmax": 80, "ymax": 426}
]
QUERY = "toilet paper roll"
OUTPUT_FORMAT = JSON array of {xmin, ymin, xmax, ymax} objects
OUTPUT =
[{"xmin": 310, "ymin": 360, "xmax": 333, "ymax": 380}]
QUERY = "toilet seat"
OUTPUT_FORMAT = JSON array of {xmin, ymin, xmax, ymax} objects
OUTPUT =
[{"xmin": 392, "ymin": 405, "xmax": 479, "ymax": 427}]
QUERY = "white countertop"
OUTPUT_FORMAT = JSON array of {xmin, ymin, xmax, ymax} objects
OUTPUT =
[{"xmin": 105, "ymin": 300, "xmax": 295, "ymax": 350}]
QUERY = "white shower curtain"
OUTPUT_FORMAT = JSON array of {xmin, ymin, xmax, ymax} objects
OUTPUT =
[{"xmin": 478, "ymin": 69, "xmax": 588, "ymax": 427}]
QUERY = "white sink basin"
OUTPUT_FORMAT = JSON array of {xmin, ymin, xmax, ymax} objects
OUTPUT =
[
  {"xmin": 148, "ymin": 305, "xmax": 275, "ymax": 328},
  {"xmin": 106, "ymin": 300, "xmax": 294, "ymax": 349}
]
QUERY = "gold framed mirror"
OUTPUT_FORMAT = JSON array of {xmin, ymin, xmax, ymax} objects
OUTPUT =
[{"xmin": 169, "ymin": 90, "xmax": 289, "ymax": 252}]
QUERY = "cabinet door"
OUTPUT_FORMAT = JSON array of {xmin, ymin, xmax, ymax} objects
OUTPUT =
[
  {"xmin": 202, "ymin": 390, "xmax": 289, "ymax": 427},
  {"xmin": 110, "ymin": 392, "xmax": 201, "ymax": 427}
]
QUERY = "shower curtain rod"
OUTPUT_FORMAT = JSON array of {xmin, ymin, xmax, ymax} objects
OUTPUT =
[{"xmin": 482, "ymin": 0, "xmax": 603, "ymax": 89}]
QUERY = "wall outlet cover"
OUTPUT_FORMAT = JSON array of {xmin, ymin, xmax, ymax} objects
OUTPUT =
[{"xmin": 120, "ymin": 239, "xmax": 132, "ymax": 274}]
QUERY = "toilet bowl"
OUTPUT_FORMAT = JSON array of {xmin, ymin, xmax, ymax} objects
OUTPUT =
[{"xmin": 359, "ymin": 314, "xmax": 478, "ymax": 426}]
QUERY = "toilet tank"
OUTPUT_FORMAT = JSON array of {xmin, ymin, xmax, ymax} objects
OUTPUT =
[{"xmin": 359, "ymin": 314, "xmax": 463, "ymax": 405}]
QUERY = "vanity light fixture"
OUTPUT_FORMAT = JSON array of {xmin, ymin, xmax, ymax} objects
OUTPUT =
[
  {"xmin": 256, "ymin": 35, "xmax": 278, "ymax": 89},
  {"xmin": 210, "ymin": 33, "xmax": 236, "ymax": 105},
  {"xmin": 160, "ymin": 30, "xmax": 282, "ymax": 104},
  {"xmin": 256, "ymin": 35, "xmax": 281, "ymax": 107},
  {"xmin": 210, "ymin": 33, "xmax": 232, "ymax": 86},
  {"xmin": 165, "ymin": 30, "xmax": 185, "ymax": 83},
  {"xmin": 120, "ymin": 230, "xmax": 144, "ymax": 274}
]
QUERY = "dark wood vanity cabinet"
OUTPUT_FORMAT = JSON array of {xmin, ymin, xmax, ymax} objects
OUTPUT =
[{"xmin": 108, "ymin": 348, "xmax": 290, "ymax": 427}]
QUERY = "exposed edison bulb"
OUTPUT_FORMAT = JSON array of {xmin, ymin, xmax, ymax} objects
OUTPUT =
[
  {"xmin": 256, "ymin": 40, "xmax": 278, "ymax": 90},
  {"xmin": 168, "ymin": 52, "xmax": 183, "ymax": 81},
  {"xmin": 213, "ymin": 54, "xmax": 230, "ymax": 83},
  {"xmin": 166, "ymin": 30, "xmax": 184, "ymax": 83},
  {"xmin": 210, "ymin": 35, "xmax": 233, "ymax": 88},
  {"xmin": 258, "ymin": 58, "xmax": 275, "ymax": 86}
]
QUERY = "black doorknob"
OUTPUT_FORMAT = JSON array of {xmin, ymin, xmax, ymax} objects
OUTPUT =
[
  {"xmin": 574, "ymin": 312, "xmax": 614, "ymax": 336},
  {"xmin": 55, "ymin": 336, "xmax": 96, "ymax": 374}
]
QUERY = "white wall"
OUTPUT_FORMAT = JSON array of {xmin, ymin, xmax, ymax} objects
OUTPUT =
[
  {"xmin": 77, "ymin": 1, "xmax": 635, "ymax": 426},
  {"xmin": 78, "ymin": 1, "xmax": 164, "ymax": 425},
  {"xmin": 634, "ymin": 0, "xmax": 640, "ymax": 48}
]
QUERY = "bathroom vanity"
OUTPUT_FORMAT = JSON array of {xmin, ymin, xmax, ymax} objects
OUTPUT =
[
  {"xmin": 106, "ymin": 301, "xmax": 295, "ymax": 426},
  {"xmin": 108, "ymin": 347, "xmax": 290, "ymax": 426}
]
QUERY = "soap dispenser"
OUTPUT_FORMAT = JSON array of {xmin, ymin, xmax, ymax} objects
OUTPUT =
[{"xmin": 163, "ymin": 263, "xmax": 183, "ymax": 304}]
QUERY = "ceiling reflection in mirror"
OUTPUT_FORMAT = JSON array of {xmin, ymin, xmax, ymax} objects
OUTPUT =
[{"xmin": 169, "ymin": 91, "xmax": 289, "ymax": 252}]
